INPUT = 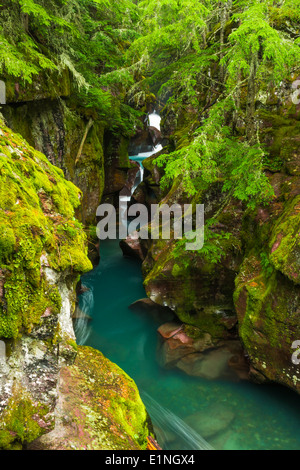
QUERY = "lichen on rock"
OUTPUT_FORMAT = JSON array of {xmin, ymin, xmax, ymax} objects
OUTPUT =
[
  {"xmin": 0, "ymin": 120, "xmax": 150, "ymax": 450},
  {"xmin": 28, "ymin": 347, "xmax": 151, "ymax": 450}
]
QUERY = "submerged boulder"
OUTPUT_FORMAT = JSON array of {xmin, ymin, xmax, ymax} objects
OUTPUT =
[
  {"xmin": 157, "ymin": 323, "xmax": 249, "ymax": 380},
  {"xmin": 185, "ymin": 404, "xmax": 235, "ymax": 440}
]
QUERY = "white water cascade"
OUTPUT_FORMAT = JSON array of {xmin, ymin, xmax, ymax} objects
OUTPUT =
[
  {"xmin": 141, "ymin": 392, "xmax": 214, "ymax": 451},
  {"xmin": 148, "ymin": 110, "xmax": 161, "ymax": 130},
  {"xmin": 75, "ymin": 112, "xmax": 163, "ymax": 344},
  {"xmin": 118, "ymin": 111, "xmax": 163, "ymax": 231},
  {"xmin": 74, "ymin": 284, "xmax": 94, "ymax": 345},
  {"xmin": 130, "ymin": 111, "xmax": 162, "ymax": 186}
]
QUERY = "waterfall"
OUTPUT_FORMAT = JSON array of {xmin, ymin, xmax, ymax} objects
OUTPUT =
[
  {"xmin": 148, "ymin": 110, "xmax": 161, "ymax": 130},
  {"xmin": 141, "ymin": 392, "xmax": 214, "ymax": 451},
  {"xmin": 130, "ymin": 111, "xmax": 162, "ymax": 187},
  {"xmin": 74, "ymin": 284, "xmax": 94, "ymax": 345}
]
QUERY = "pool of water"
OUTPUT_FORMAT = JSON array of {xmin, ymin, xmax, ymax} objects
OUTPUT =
[{"xmin": 77, "ymin": 238, "xmax": 300, "ymax": 451}]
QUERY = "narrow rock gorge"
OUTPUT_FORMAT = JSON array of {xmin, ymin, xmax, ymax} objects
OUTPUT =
[{"xmin": 0, "ymin": 0, "xmax": 300, "ymax": 452}]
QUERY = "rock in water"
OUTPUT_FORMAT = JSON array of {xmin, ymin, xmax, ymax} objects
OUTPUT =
[
  {"xmin": 176, "ymin": 349, "xmax": 233, "ymax": 379},
  {"xmin": 129, "ymin": 298, "xmax": 175, "ymax": 323},
  {"xmin": 185, "ymin": 404, "xmax": 235, "ymax": 439},
  {"xmin": 120, "ymin": 232, "xmax": 147, "ymax": 260}
]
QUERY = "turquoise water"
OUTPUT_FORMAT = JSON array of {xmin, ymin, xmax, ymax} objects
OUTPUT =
[{"xmin": 77, "ymin": 238, "xmax": 300, "ymax": 451}]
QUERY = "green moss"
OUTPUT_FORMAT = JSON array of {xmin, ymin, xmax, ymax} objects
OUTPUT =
[
  {"xmin": 171, "ymin": 263, "xmax": 182, "ymax": 277},
  {"xmin": 176, "ymin": 307, "xmax": 230, "ymax": 339},
  {"xmin": 57, "ymin": 346, "xmax": 150, "ymax": 450},
  {"xmin": 269, "ymin": 196, "xmax": 300, "ymax": 283},
  {"xmin": 143, "ymin": 235, "xmax": 236, "ymax": 339},
  {"xmin": 66, "ymin": 339, "xmax": 78, "ymax": 352},
  {"xmin": 259, "ymin": 109, "xmax": 300, "ymax": 166},
  {"xmin": 0, "ymin": 389, "xmax": 50, "ymax": 450},
  {"xmin": 234, "ymin": 253, "xmax": 300, "ymax": 375},
  {"xmin": 0, "ymin": 224, "xmax": 16, "ymax": 262},
  {"xmin": 5, "ymin": 68, "xmax": 71, "ymax": 104},
  {"xmin": 183, "ymin": 324, "xmax": 203, "ymax": 340},
  {"xmin": 0, "ymin": 272, "xmax": 62, "ymax": 339},
  {"xmin": 48, "ymin": 221, "xmax": 92, "ymax": 273},
  {"xmin": 0, "ymin": 120, "xmax": 92, "ymax": 339}
]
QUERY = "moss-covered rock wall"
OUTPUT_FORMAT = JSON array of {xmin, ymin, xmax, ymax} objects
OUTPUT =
[
  {"xmin": 0, "ymin": 120, "xmax": 150, "ymax": 450},
  {"xmin": 129, "ymin": 77, "xmax": 300, "ymax": 393},
  {"xmin": 2, "ymin": 97, "xmax": 106, "ymax": 227},
  {"xmin": 1, "ymin": 71, "xmax": 133, "ymax": 227}
]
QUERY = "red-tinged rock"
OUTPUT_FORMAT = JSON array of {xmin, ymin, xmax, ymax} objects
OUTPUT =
[
  {"xmin": 120, "ymin": 233, "xmax": 148, "ymax": 261},
  {"xmin": 157, "ymin": 322, "xmax": 184, "ymax": 340},
  {"xmin": 234, "ymin": 253, "xmax": 300, "ymax": 392},
  {"xmin": 27, "ymin": 347, "xmax": 151, "ymax": 450},
  {"xmin": 41, "ymin": 308, "xmax": 52, "ymax": 318},
  {"xmin": 157, "ymin": 321, "xmax": 249, "ymax": 380}
]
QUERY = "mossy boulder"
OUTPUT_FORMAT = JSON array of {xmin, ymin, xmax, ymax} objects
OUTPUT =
[
  {"xmin": 269, "ymin": 196, "xmax": 300, "ymax": 284},
  {"xmin": 232, "ymin": 182, "xmax": 300, "ymax": 391},
  {"xmin": 0, "ymin": 386, "xmax": 53, "ymax": 450},
  {"xmin": 234, "ymin": 254, "xmax": 300, "ymax": 392},
  {"xmin": 139, "ymin": 182, "xmax": 244, "ymax": 341},
  {"xmin": 142, "ymin": 234, "xmax": 241, "ymax": 342},
  {"xmin": 28, "ymin": 347, "xmax": 151, "ymax": 450},
  {"xmin": 0, "ymin": 120, "xmax": 152, "ymax": 451},
  {"xmin": 157, "ymin": 322, "xmax": 249, "ymax": 380}
]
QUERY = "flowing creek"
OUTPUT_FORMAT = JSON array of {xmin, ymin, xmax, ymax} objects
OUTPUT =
[{"xmin": 75, "ymin": 113, "xmax": 300, "ymax": 451}]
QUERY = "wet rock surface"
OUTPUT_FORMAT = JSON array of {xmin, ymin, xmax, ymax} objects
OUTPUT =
[
  {"xmin": 129, "ymin": 298, "xmax": 175, "ymax": 323},
  {"xmin": 185, "ymin": 404, "xmax": 235, "ymax": 439},
  {"xmin": 120, "ymin": 232, "xmax": 148, "ymax": 261},
  {"xmin": 0, "ymin": 122, "xmax": 146, "ymax": 450},
  {"xmin": 157, "ymin": 323, "xmax": 249, "ymax": 381},
  {"xmin": 28, "ymin": 347, "xmax": 151, "ymax": 450},
  {"xmin": 121, "ymin": 83, "xmax": 300, "ymax": 393}
]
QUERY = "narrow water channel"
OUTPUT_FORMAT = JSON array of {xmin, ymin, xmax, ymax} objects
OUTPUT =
[
  {"xmin": 76, "ymin": 238, "xmax": 300, "ymax": 450},
  {"xmin": 75, "ymin": 113, "xmax": 300, "ymax": 450}
]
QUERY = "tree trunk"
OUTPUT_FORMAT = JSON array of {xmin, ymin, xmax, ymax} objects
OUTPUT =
[
  {"xmin": 75, "ymin": 118, "xmax": 94, "ymax": 166},
  {"xmin": 219, "ymin": 0, "xmax": 232, "ymax": 84},
  {"xmin": 21, "ymin": 13, "xmax": 29, "ymax": 33},
  {"xmin": 246, "ymin": 50, "xmax": 258, "ymax": 143}
]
